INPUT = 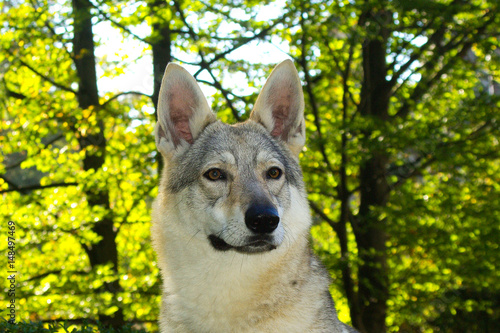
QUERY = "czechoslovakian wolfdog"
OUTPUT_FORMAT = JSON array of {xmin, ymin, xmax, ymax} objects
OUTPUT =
[{"xmin": 151, "ymin": 60, "xmax": 357, "ymax": 332}]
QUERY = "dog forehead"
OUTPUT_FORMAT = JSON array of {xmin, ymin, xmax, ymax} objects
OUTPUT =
[{"xmin": 200, "ymin": 122, "xmax": 285, "ymax": 162}]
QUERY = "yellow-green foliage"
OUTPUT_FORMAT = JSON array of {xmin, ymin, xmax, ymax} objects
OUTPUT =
[{"xmin": 1, "ymin": 0, "xmax": 499, "ymax": 331}]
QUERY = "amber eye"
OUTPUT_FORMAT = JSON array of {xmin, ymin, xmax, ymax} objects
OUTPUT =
[
  {"xmin": 204, "ymin": 168, "xmax": 226, "ymax": 181},
  {"xmin": 267, "ymin": 167, "xmax": 282, "ymax": 179}
]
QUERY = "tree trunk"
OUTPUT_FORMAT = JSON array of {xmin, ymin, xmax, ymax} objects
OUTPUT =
[
  {"xmin": 72, "ymin": 0, "xmax": 124, "ymax": 327},
  {"xmin": 355, "ymin": 9, "xmax": 392, "ymax": 333},
  {"xmin": 149, "ymin": 0, "xmax": 171, "ymax": 176},
  {"xmin": 356, "ymin": 153, "xmax": 390, "ymax": 333},
  {"xmin": 339, "ymin": 55, "xmax": 363, "ymax": 330}
]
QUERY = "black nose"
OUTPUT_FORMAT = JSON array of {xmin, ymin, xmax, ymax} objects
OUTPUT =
[{"xmin": 245, "ymin": 204, "xmax": 280, "ymax": 234}]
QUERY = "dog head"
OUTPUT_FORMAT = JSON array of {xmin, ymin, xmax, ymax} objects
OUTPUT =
[{"xmin": 155, "ymin": 60, "xmax": 309, "ymax": 254}]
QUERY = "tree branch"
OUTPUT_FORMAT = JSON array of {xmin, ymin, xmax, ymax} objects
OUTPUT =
[
  {"xmin": 388, "ymin": 22, "xmax": 446, "ymax": 87},
  {"xmin": 309, "ymin": 201, "xmax": 340, "ymax": 232},
  {"xmin": 298, "ymin": 9, "xmax": 337, "ymax": 179},
  {"xmin": 172, "ymin": 0, "xmax": 287, "ymax": 121},
  {"xmin": 14, "ymin": 56, "xmax": 76, "ymax": 94},
  {"xmin": 391, "ymin": 119, "xmax": 496, "ymax": 189},
  {"xmin": 5, "ymin": 133, "xmax": 64, "ymax": 170},
  {"xmin": 319, "ymin": 32, "xmax": 359, "ymax": 108},
  {"xmin": 0, "ymin": 181, "xmax": 78, "ymax": 194},
  {"xmin": 172, "ymin": 0, "xmax": 243, "ymax": 120},
  {"xmin": 25, "ymin": 269, "xmax": 88, "ymax": 282},
  {"xmin": 90, "ymin": 2, "xmax": 149, "ymax": 44},
  {"xmin": 100, "ymin": 91, "xmax": 151, "ymax": 107},
  {"xmin": 393, "ymin": 11, "xmax": 496, "ymax": 119}
]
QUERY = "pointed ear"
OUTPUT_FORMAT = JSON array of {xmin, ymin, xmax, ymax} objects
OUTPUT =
[
  {"xmin": 249, "ymin": 59, "xmax": 305, "ymax": 156},
  {"xmin": 155, "ymin": 63, "xmax": 216, "ymax": 157}
]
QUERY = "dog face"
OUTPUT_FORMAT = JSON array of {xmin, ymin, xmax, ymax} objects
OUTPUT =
[
  {"xmin": 155, "ymin": 60, "xmax": 308, "ymax": 254},
  {"xmin": 166, "ymin": 121, "xmax": 305, "ymax": 253}
]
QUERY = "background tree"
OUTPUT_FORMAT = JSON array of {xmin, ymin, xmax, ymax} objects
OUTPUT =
[
  {"xmin": 1, "ymin": 0, "xmax": 285, "ymax": 328},
  {"xmin": 1, "ymin": 0, "xmax": 499, "ymax": 332},
  {"xmin": 281, "ymin": 0, "xmax": 499, "ymax": 331}
]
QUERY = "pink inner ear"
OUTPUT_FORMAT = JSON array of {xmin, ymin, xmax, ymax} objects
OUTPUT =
[
  {"xmin": 170, "ymin": 109, "xmax": 193, "ymax": 144},
  {"xmin": 270, "ymin": 105, "xmax": 290, "ymax": 139},
  {"xmin": 166, "ymin": 87, "xmax": 196, "ymax": 145}
]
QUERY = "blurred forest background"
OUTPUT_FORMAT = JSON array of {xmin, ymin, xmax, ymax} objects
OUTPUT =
[{"xmin": 1, "ymin": 0, "xmax": 499, "ymax": 332}]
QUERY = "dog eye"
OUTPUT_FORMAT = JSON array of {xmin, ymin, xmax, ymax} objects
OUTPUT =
[
  {"xmin": 267, "ymin": 167, "xmax": 282, "ymax": 179},
  {"xmin": 204, "ymin": 168, "xmax": 226, "ymax": 181}
]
